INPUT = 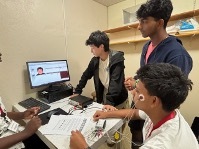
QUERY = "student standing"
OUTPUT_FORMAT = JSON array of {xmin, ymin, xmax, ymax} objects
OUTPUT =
[
  {"xmin": 124, "ymin": 0, "xmax": 193, "ymax": 147},
  {"xmin": 73, "ymin": 30, "xmax": 128, "ymax": 109}
]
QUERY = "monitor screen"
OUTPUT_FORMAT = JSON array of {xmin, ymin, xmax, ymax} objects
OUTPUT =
[{"xmin": 26, "ymin": 60, "xmax": 70, "ymax": 89}]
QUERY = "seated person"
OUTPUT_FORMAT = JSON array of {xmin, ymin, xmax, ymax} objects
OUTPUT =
[
  {"xmin": 72, "ymin": 30, "xmax": 128, "ymax": 109},
  {"xmin": 0, "ymin": 97, "xmax": 48, "ymax": 149},
  {"xmin": 70, "ymin": 63, "xmax": 199, "ymax": 149}
]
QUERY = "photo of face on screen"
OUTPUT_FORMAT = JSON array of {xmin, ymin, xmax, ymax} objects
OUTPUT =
[{"xmin": 26, "ymin": 60, "xmax": 70, "ymax": 88}]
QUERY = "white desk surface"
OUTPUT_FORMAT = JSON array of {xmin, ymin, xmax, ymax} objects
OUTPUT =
[{"xmin": 13, "ymin": 97, "xmax": 124, "ymax": 149}]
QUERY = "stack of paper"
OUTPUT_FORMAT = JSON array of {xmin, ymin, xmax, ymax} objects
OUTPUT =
[{"xmin": 42, "ymin": 115, "xmax": 90, "ymax": 135}]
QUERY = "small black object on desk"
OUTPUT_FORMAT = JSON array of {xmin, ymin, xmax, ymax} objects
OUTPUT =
[
  {"xmin": 47, "ymin": 109, "xmax": 60, "ymax": 119},
  {"xmin": 39, "ymin": 108, "xmax": 69, "ymax": 125},
  {"xmin": 38, "ymin": 85, "xmax": 73, "ymax": 104}
]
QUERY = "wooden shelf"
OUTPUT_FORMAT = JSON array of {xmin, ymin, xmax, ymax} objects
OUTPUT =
[
  {"xmin": 105, "ymin": 9, "xmax": 199, "ymax": 33},
  {"xmin": 110, "ymin": 30, "xmax": 199, "ymax": 45},
  {"xmin": 104, "ymin": 23, "xmax": 138, "ymax": 33}
]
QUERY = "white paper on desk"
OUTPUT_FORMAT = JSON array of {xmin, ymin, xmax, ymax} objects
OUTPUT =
[{"xmin": 42, "ymin": 115, "xmax": 90, "ymax": 135}]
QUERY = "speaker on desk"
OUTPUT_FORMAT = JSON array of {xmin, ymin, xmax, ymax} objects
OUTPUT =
[{"xmin": 38, "ymin": 86, "xmax": 73, "ymax": 103}]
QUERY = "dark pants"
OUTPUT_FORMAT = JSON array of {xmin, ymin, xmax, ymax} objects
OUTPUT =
[
  {"xmin": 129, "ymin": 101, "xmax": 144, "ymax": 149},
  {"xmin": 23, "ymin": 134, "xmax": 49, "ymax": 149},
  {"xmin": 191, "ymin": 117, "xmax": 199, "ymax": 143},
  {"xmin": 129, "ymin": 119, "xmax": 144, "ymax": 149}
]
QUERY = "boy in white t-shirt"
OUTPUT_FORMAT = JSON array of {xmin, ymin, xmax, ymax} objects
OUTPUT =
[{"xmin": 70, "ymin": 63, "xmax": 198, "ymax": 149}]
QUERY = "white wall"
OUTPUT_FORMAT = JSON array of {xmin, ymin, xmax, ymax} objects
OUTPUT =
[
  {"xmin": 0, "ymin": 0, "xmax": 66, "ymax": 109},
  {"xmin": 64, "ymin": 0, "xmax": 107, "ymax": 97},
  {"xmin": 0, "ymin": 0, "xmax": 107, "ymax": 110},
  {"xmin": 108, "ymin": 0, "xmax": 199, "ymax": 28},
  {"xmin": 108, "ymin": 0, "xmax": 145, "ymax": 28},
  {"xmin": 108, "ymin": 0, "xmax": 199, "ymax": 125}
]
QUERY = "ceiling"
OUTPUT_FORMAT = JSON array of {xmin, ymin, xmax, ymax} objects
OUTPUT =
[{"xmin": 92, "ymin": 0, "xmax": 127, "ymax": 6}]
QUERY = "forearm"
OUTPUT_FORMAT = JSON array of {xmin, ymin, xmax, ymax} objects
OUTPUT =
[
  {"xmin": 75, "ymin": 60, "xmax": 94, "ymax": 94},
  {"xmin": 75, "ymin": 72, "xmax": 90, "ymax": 94},
  {"xmin": 105, "ymin": 109, "xmax": 139, "ymax": 120},
  {"xmin": 7, "ymin": 112, "xmax": 24, "ymax": 120},
  {"xmin": 0, "ymin": 131, "xmax": 30, "ymax": 149}
]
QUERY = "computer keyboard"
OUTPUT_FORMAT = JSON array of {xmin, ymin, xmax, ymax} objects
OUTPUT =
[{"xmin": 18, "ymin": 97, "xmax": 51, "ymax": 113}]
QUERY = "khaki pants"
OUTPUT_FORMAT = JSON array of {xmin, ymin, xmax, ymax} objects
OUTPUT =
[
  {"xmin": 115, "ymin": 99, "xmax": 129, "ymax": 110},
  {"xmin": 106, "ymin": 99, "xmax": 129, "ymax": 148}
]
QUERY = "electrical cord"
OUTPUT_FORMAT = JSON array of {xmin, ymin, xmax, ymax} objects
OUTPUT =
[
  {"xmin": 80, "ymin": 106, "xmax": 102, "ymax": 114},
  {"xmin": 103, "ymin": 98, "xmax": 144, "ymax": 147},
  {"xmin": 68, "ymin": 106, "xmax": 82, "ymax": 114}
]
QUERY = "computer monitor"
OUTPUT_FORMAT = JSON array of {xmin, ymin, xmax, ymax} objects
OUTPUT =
[{"xmin": 26, "ymin": 60, "xmax": 70, "ymax": 90}]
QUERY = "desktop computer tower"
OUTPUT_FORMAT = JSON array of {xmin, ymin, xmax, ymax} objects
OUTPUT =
[{"xmin": 38, "ymin": 86, "xmax": 73, "ymax": 103}]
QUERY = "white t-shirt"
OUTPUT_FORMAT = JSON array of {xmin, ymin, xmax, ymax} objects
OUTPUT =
[
  {"xmin": 0, "ymin": 97, "xmax": 11, "ymax": 135},
  {"xmin": 99, "ymin": 56, "xmax": 110, "ymax": 103},
  {"xmin": 139, "ymin": 110, "xmax": 199, "ymax": 149},
  {"xmin": 0, "ymin": 97, "xmax": 25, "ymax": 149}
]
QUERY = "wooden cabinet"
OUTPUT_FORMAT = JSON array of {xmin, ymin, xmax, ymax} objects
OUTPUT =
[{"xmin": 104, "ymin": 9, "xmax": 199, "ymax": 45}]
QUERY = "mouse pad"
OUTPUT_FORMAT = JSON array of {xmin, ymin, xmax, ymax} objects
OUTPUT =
[{"xmin": 38, "ymin": 108, "xmax": 69, "ymax": 125}]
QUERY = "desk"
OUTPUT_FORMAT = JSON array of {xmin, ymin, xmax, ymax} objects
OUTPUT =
[{"xmin": 13, "ymin": 97, "xmax": 124, "ymax": 149}]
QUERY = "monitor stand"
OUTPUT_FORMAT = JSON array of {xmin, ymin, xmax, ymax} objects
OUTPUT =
[{"xmin": 46, "ymin": 84, "xmax": 62, "ymax": 92}]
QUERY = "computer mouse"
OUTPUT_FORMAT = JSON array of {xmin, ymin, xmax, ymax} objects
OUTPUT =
[{"xmin": 47, "ymin": 110, "xmax": 60, "ymax": 119}]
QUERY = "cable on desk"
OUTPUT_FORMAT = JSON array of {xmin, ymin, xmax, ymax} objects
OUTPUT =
[
  {"xmin": 105, "ymin": 128, "xmax": 144, "ymax": 147},
  {"xmin": 68, "ymin": 106, "xmax": 82, "ymax": 114},
  {"xmin": 101, "ymin": 98, "xmax": 143, "ymax": 147},
  {"xmin": 85, "ymin": 125, "xmax": 106, "ymax": 142},
  {"xmin": 80, "ymin": 106, "xmax": 102, "ymax": 114}
]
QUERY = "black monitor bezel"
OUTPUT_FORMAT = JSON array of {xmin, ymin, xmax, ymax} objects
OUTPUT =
[{"xmin": 26, "ymin": 60, "xmax": 70, "ymax": 89}]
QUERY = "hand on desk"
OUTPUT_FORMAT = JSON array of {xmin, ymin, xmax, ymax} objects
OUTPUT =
[
  {"xmin": 102, "ymin": 105, "xmax": 118, "ymax": 111},
  {"xmin": 70, "ymin": 130, "xmax": 88, "ymax": 149},
  {"xmin": 23, "ymin": 107, "xmax": 40, "ymax": 119},
  {"xmin": 69, "ymin": 94, "xmax": 79, "ymax": 98},
  {"xmin": 93, "ymin": 110, "xmax": 108, "ymax": 121}
]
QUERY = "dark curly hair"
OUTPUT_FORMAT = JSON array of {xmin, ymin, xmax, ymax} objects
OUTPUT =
[
  {"xmin": 37, "ymin": 67, "xmax": 43, "ymax": 71},
  {"xmin": 136, "ymin": 63, "xmax": 193, "ymax": 112},
  {"xmin": 85, "ymin": 30, "xmax": 110, "ymax": 52},
  {"xmin": 136, "ymin": 0, "xmax": 173, "ymax": 28}
]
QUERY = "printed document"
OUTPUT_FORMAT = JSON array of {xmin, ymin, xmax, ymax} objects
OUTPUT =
[{"xmin": 42, "ymin": 115, "xmax": 90, "ymax": 135}]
